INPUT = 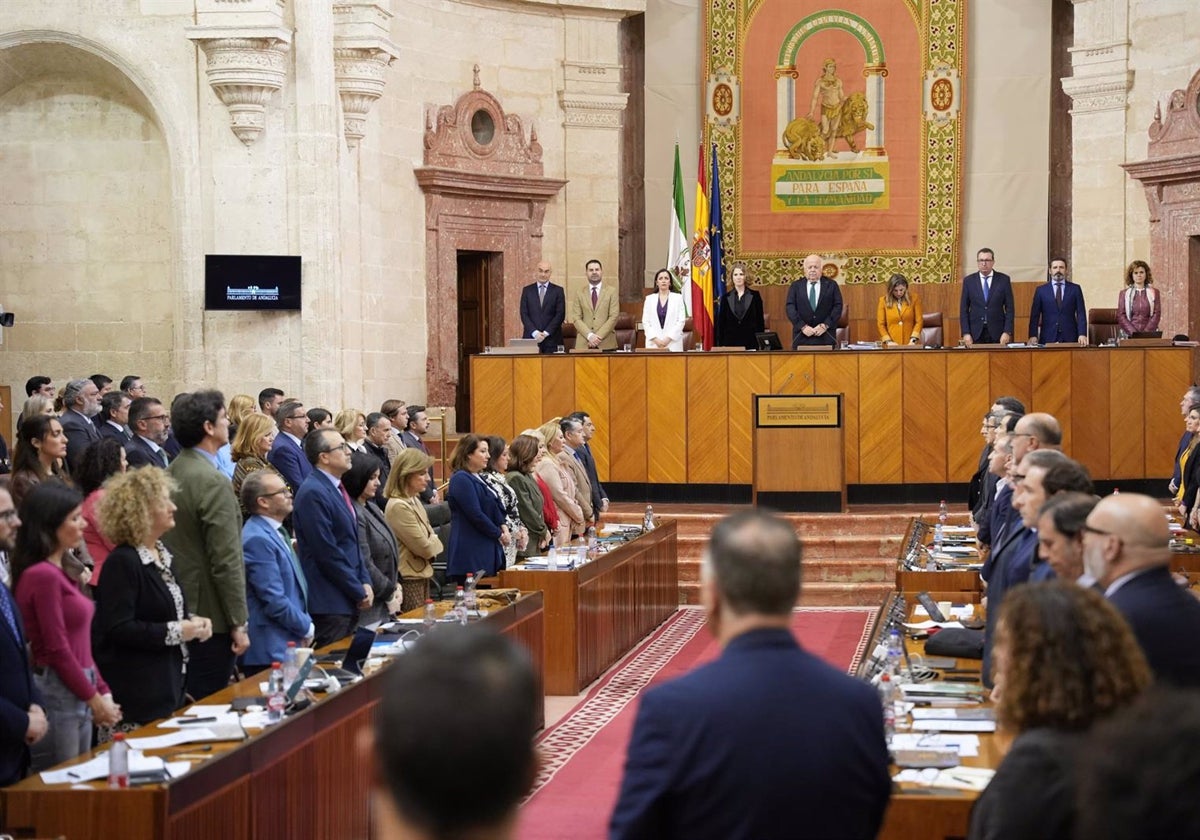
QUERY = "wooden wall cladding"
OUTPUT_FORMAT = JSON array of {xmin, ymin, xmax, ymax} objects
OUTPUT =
[{"xmin": 472, "ymin": 347, "xmax": 1192, "ymax": 486}]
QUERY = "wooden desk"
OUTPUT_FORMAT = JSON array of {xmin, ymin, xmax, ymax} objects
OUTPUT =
[
  {"xmin": 0, "ymin": 592, "xmax": 545, "ymax": 840},
  {"xmin": 498, "ymin": 522, "xmax": 678, "ymax": 695}
]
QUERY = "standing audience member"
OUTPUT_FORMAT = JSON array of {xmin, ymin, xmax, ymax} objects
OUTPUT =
[
  {"xmin": 967, "ymin": 582, "xmax": 1150, "ymax": 840},
  {"xmin": 257, "ymin": 388, "xmax": 285, "ymax": 418},
  {"xmin": 292, "ymin": 429, "xmax": 373, "ymax": 647},
  {"xmin": 535, "ymin": 419, "xmax": 583, "ymax": 545},
  {"xmin": 268, "ymin": 399, "xmax": 312, "ymax": 492},
  {"xmin": 0, "ymin": 485, "xmax": 47, "ymax": 786},
  {"xmin": 75, "ymin": 437, "xmax": 128, "ymax": 582},
  {"xmin": 641, "ymin": 268, "xmax": 688, "ymax": 351},
  {"xmin": 558, "ymin": 418, "xmax": 594, "ymax": 531},
  {"xmin": 1174, "ymin": 404, "xmax": 1200, "ymax": 512},
  {"xmin": 400, "ymin": 404, "xmax": 451, "ymax": 548},
  {"xmin": 1082, "ymin": 492, "xmax": 1200, "ymax": 686},
  {"xmin": 362, "ymin": 412, "xmax": 393, "ymax": 509},
  {"xmin": 9, "ymin": 414, "xmax": 70, "ymax": 508},
  {"xmin": 786, "ymin": 253, "xmax": 843, "ymax": 348},
  {"xmin": 481, "ymin": 436, "xmax": 526, "ymax": 569},
  {"xmin": 1027, "ymin": 257, "xmax": 1088, "ymax": 345},
  {"xmin": 611, "ymin": 510, "xmax": 891, "ymax": 839},
  {"xmin": 568, "ymin": 258, "xmax": 620, "ymax": 350},
  {"xmin": 368, "ymin": 629, "xmax": 539, "ymax": 840},
  {"xmin": 505, "ymin": 434, "xmax": 551, "ymax": 558},
  {"xmin": 715, "ymin": 262, "xmax": 765, "ymax": 350},
  {"xmin": 226, "ymin": 393, "xmax": 258, "ymax": 436},
  {"xmin": 306, "ymin": 407, "xmax": 334, "ymax": 431},
  {"xmin": 568, "ymin": 410, "xmax": 608, "ymax": 519},
  {"xmin": 17, "ymin": 394, "xmax": 56, "ymax": 428},
  {"xmin": 876, "ymin": 273, "xmax": 923, "ymax": 345},
  {"xmin": 58, "ymin": 378, "xmax": 101, "ymax": 470},
  {"xmin": 239, "ymin": 470, "xmax": 312, "ymax": 673},
  {"xmin": 25, "ymin": 376, "xmax": 55, "ymax": 399},
  {"xmin": 344, "ymin": 450, "xmax": 400, "ymax": 625},
  {"xmin": 88, "ymin": 374, "xmax": 113, "ymax": 396},
  {"xmin": 335, "ymin": 409, "xmax": 368, "ymax": 452},
  {"xmin": 1169, "ymin": 385, "xmax": 1200, "ymax": 496},
  {"xmin": 1034, "ymin": 492, "xmax": 1098, "ymax": 585},
  {"xmin": 125, "ymin": 397, "xmax": 173, "ymax": 468},
  {"xmin": 379, "ymin": 400, "xmax": 408, "ymax": 464},
  {"xmin": 13, "ymin": 481, "xmax": 121, "ymax": 769},
  {"xmin": 95, "ymin": 391, "xmax": 132, "ymax": 442},
  {"xmin": 1115, "ymin": 259, "xmax": 1159, "ymax": 337},
  {"xmin": 119, "ymin": 376, "xmax": 147, "ymax": 400},
  {"xmin": 162, "ymin": 390, "xmax": 249, "ymax": 700},
  {"xmin": 93, "ymin": 468, "xmax": 212, "ymax": 728},
  {"xmin": 959, "ymin": 247, "xmax": 1014, "ymax": 346},
  {"xmin": 519, "ymin": 261, "xmax": 566, "ymax": 353},
  {"xmin": 230, "ymin": 413, "xmax": 281, "ymax": 512},
  {"xmin": 446, "ymin": 435, "xmax": 507, "ymax": 582},
  {"xmin": 382, "ymin": 449, "xmax": 443, "ymax": 611}
]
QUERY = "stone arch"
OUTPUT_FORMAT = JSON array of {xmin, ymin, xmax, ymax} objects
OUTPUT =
[{"xmin": 0, "ymin": 32, "xmax": 184, "ymax": 391}]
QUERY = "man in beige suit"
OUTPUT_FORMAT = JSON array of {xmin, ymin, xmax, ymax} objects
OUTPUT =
[{"xmin": 568, "ymin": 258, "xmax": 619, "ymax": 350}]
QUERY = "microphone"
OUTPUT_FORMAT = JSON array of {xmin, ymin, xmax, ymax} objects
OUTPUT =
[{"xmin": 779, "ymin": 372, "xmax": 794, "ymax": 393}]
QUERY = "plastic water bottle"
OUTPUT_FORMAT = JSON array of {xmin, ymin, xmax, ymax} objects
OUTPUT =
[
  {"xmin": 282, "ymin": 641, "xmax": 299, "ymax": 689},
  {"xmin": 423, "ymin": 598, "xmax": 436, "ymax": 629},
  {"xmin": 547, "ymin": 543, "xmax": 559, "ymax": 571},
  {"xmin": 267, "ymin": 662, "xmax": 286, "ymax": 723},
  {"xmin": 452, "ymin": 585, "xmax": 467, "ymax": 625},
  {"xmin": 886, "ymin": 628, "xmax": 905, "ymax": 681},
  {"xmin": 585, "ymin": 525, "xmax": 597, "ymax": 557},
  {"xmin": 933, "ymin": 500, "xmax": 947, "ymax": 554},
  {"xmin": 879, "ymin": 674, "xmax": 896, "ymax": 741},
  {"xmin": 643, "ymin": 505, "xmax": 656, "ymax": 532},
  {"xmin": 107, "ymin": 732, "xmax": 129, "ymax": 789},
  {"xmin": 464, "ymin": 573, "xmax": 477, "ymax": 612}
]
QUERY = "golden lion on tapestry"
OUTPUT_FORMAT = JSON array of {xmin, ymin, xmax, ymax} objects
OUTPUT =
[{"xmin": 783, "ymin": 92, "xmax": 874, "ymax": 160}]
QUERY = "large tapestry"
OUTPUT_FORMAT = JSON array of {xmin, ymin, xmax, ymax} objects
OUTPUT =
[{"xmin": 704, "ymin": 0, "xmax": 965, "ymax": 285}]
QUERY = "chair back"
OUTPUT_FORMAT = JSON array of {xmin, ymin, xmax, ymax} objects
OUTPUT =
[
  {"xmin": 1088, "ymin": 308, "xmax": 1120, "ymax": 345},
  {"xmin": 835, "ymin": 305, "xmax": 851, "ymax": 345},
  {"xmin": 921, "ymin": 312, "xmax": 944, "ymax": 348}
]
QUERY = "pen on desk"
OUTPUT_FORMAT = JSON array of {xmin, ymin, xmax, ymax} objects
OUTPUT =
[
  {"xmin": 67, "ymin": 771, "xmax": 81, "ymax": 779},
  {"xmin": 174, "ymin": 752, "xmax": 214, "ymax": 761},
  {"xmin": 165, "ymin": 744, "xmax": 212, "ymax": 757},
  {"xmin": 177, "ymin": 716, "xmax": 217, "ymax": 725}
]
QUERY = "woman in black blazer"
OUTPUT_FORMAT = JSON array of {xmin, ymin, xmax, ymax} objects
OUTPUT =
[
  {"xmin": 715, "ymin": 263, "xmax": 765, "ymax": 349},
  {"xmin": 93, "ymin": 468, "xmax": 212, "ymax": 726},
  {"xmin": 345, "ymin": 450, "xmax": 400, "ymax": 625}
]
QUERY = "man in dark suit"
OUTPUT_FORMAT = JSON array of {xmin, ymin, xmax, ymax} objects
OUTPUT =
[
  {"xmin": 292, "ymin": 429, "xmax": 374, "ymax": 647},
  {"xmin": 125, "ymin": 397, "xmax": 173, "ymax": 468},
  {"xmin": 519, "ymin": 261, "xmax": 566, "ymax": 353},
  {"xmin": 610, "ymin": 510, "xmax": 891, "ymax": 840},
  {"xmin": 0, "ymin": 486, "xmax": 48, "ymax": 786},
  {"xmin": 162, "ymin": 390, "xmax": 250, "ymax": 700},
  {"xmin": 1084, "ymin": 492, "xmax": 1200, "ymax": 687},
  {"xmin": 239, "ymin": 469, "xmax": 312, "ymax": 673},
  {"xmin": 58, "ymin": 377, "xmax": 101, "ymax": 469},
  {"xmin": 568, "ymin": 410, "xmax": 607, "ymax": 520},
  {"xmin": 785, "ymin": 253, "xmax": 843, "ymax": 348},
  {"xmin": 1029, "ymin": 257, "xmax": 1088, "ymax": 345},
  {"xmin": 362, "ymin": 412, "xmax": 393, "ymax": 509},
  {"xmin": 95, "ymin": 391, "xmax": 133, "ymax": 443},
  {"xmin": 959, "ymin": 247, "xmax": 1014, "ymax": 346},
  {"xmin": 269, "ymin": 399, "xmax": 313, "ymax": 492}
]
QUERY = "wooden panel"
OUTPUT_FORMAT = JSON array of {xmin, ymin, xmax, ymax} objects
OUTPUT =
[
  {"xmin": 946, "ymin": 353, "xmax": 991, "ymax": 481},
  {"xmin": 755, "ymin": 426, "xmax": 843, "ymax": 492},
  {"xmin": 540, "ymin": 356, "xmax": 575, "ymax": 421},
  {"xmin": 686, "ymin": 355, "xmax": 729, "ymax": 483},
  {"xmin": 511, "ymin": 356, "xmax": 544, "ymax": 435},
  {"xmin": 814, "ymin": 353, "xmax": 860, "ymax": 483},
  {"xmin": 770, "ymin": 353, "xmax": 815, "ymax": 394},
  {"xmin": 646, "ymin": 356, "xmax": 687, "ymax": 483},
  {"xmin": 988, "ymin": 351, "xmax": 1032, "ymax": 410},
  {"xmin": 1030, "ymin": 351, "xmax": 1072, "ymax": 450},
  {"xmin": 609, "ymin": 357, "xmax": 649, "ymax": 482},
  {"xmin": 857, "ymin": 354, "xmax": 903, "ymax": 483},
  {"xmin": 574, "ymin": 356, "xmax": 611, "ymax": 480},
  {"xmin": 902, "ymin": 352, "xmax": 947, "ymax": 483},
  {"xmin": 1145, "ymin": 348, "xmax": 1191, "ymax": 477},
  {"xmin": 1071, "ymin": 352, "xmax": 1109, "ymax": 477},
  {"xmin": 727, "ymin": 355, "xmax": 772, "ymax": 483},
  {"xmin": 1109, "ymin": 350, "xmax": 1145, "ymax": 478},
  {"xmin": 470, "ymin": 356, "xmax": 513, "ymax": 435}
]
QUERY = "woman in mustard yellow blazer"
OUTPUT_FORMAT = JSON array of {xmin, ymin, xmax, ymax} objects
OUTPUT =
[{"xmin": 876, "ymin": 273, "xmax": 923, "ymax": 345}]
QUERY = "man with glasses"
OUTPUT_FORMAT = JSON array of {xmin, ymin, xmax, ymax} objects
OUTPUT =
[
  {"xmin": 1083, "ymin": 492, "xmax": 1200, "ymax": 686},
  {"xmin": 119, "ymin": 375, "xmax": 146, "ymax": 399},
  {"xmin": 269, "ymin": 399, "xmax": 313, "ymax": 492},
  {"xmin": 292, "ymin": 429, "xmax": 374, "ymax": 647},
  {"xmin": 959, "ymin": 247, "xmax": 1014, "ymax": 346},
  {"xmin": 0, "ymin": 485, "xmax": 48, "ymax": 786},
  {"xmin": 125, "ymin": 397, "xmax": 174, "ymax": 468},
  {"xmin": 239, "ymin": 470, "xmax": 313, "ymax": 674}
]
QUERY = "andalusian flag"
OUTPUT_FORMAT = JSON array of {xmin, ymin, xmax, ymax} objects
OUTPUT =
[
  {"xmin": 667, "ymin": 142, "xmax": 691, "ymax": 314},
  {"xmin": 690, "ymin": 144, "xmax": 714, "ymax": 350},
  {"xmin": 709, "ymin": 143, "xmax": 726, "ymax": 341}
]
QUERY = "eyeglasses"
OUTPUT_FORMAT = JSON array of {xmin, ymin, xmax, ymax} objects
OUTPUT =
[
  {"xmin": 145, "ymin": 414, "xmax": 169, "ymax": 422},
  {"xmin": 324, "ymin": 442, "xmax": 352, "ymax": 454},
  {"xmin": 1080, "ymin": 523, "xmax": 1112, "ymax": 536},
  {"xmin": 287, "ymin": 414, "xmax": 307, "ymax": 421},
  {"xmin": 258, "ymin": 488, "xmax": 293, "ymax": 499}
]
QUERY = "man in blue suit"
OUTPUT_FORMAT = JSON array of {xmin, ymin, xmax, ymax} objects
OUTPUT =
[
  {"xmin": 610, "ymin": 510, "xmax": 891, "ymax": 840},
  {"xmin": 519, "ymin": 261, "xmax": 566, "ymax": 353},
  {"xmin": 785, "ymin": 253, "xmax": 843, "ymax": 348},
  {"xmin": 1029, "ymin": 258, "xmax": 1088, "ymax": 345},
  {"xmin": 269, "ymin": 399, "xmax": 313, "ymax": 492},
  {"xmin": 1084, "ymin": 492, "xmax": 1200, "ymax": 687},
  {"xmin": 0, "ymin": 486, "xmax": 47, "ymax": 786},
  {"xmin": 239, "ymin": 470, "xmax": 313, "ymax": 673},
  {"xmin": 292, "ymin": 429, "xmax": 373, "ymax": 647},
  {"xmin": 959, "ymin": 247, "xmax": 1014, "ymax": 346}
]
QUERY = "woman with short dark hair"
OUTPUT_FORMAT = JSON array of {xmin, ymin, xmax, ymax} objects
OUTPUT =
[
  {"xmin": 446, "ymin": 435, "xmax": 507, "ymax": 582},
  {"xmin": 343, "ymin": 450, "xmax": 399, "ymax": 624},
  {"xmin": 75, "ymin": 437, "xmax": 128, "ymax": 582}
]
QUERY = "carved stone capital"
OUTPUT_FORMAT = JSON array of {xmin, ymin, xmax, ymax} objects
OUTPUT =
[
  {"xmin": 1060, "ymin": 71, "xmax": 1132, "ymax": 115},
  {"xmin": 187, "ymin": 29, "xmax": 292, "ymax": 145},
  {"xmin": 333, "ymin": 46, "xmax": 397, "ymax": 148},
  {"xmin": 559, "ymin": 91, "xmax": 629, "ymax": 129}
]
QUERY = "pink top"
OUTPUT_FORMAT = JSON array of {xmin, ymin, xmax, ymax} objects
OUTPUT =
[
  {"xmin": 15, "ymin": 561, "xmax": 109, "ymax": 700},
  {"xmin": 82, "ymin": 489, "xmax": 116, "ymax": 583},
  {"xmin": 1117, "ymin": 287, "xmax": 1160, "ymax": 335}
]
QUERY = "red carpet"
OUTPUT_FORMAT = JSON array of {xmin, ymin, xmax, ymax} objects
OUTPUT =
[{"xmin": 517, "ymin": 606, "xmax": 877, "ymax": 839}]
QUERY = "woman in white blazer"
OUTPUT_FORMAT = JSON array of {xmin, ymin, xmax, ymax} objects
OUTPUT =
[{"xmin": 642, "ymin": 268, "xmax": 687, "ymax": 351}]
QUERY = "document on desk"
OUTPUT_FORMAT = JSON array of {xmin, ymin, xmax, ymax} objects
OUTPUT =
[
  {"xmin": 910, "ymin": 719, "xmax": 996, "ymax": 733},
  {"xmin": 39, "ymin": 751, "xmax": 187, "ymax": 785},
  {"xmin": 911, "ymin": 707, "xmax": 995, "ymax": 721},
  {"xmin": 890, "ymin": 733, "xmax": 980, "ymax": 758},
  {"xmin": 903, "ymin": 619, "xmax": 965, "ymax": 630},
  {"xmin": 126, "ymin": 728, "xmax": 217, "ymax": 750},
  {"xmin": 159, "ymin": 712, "xmax": 242, "ymax": 729}
]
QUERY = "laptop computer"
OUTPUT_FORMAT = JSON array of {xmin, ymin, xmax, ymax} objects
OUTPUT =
[
  {"xmin": 316, "ymin": 626, "xmax": 377, "ymax": 683},
  {"xmin": 1129, "ymin": 330, "xmax": 1163, "ymax": 339},
  {"xmin": 506, "ymin": 338, "xmax": 541, "ymax": 350},
  {"xmin": 755, "ymin": 331, "xmax": 783, "ymax": 351}
]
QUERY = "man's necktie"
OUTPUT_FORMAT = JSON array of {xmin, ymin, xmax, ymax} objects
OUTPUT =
[
  {"xmin": 0, "ymin": 582, "xmax": 20, "ymax": 641},
  {"xmin": 278, "ymin": 525, "xmax": 308, "ymax": 601},
  {"xmin": 808, "ymin": 282, "xmax": 818, "ymax": 310},
  {"xmin": 1055, "ymin": 282, "xmax": 1063, "ymax": 307},
  {"xmin": 538, "ymin": 284, "xmax": 546, "ymax": 306},
  {"xmin": 591, "ymin": 286, "xmax": 598, "ymax": 309},
  {"xmin": 159, "ymin": 449, "xmax": 169, "ymax": 468},
  {"xmin": 338, "ymin": 483, "xmax": 357, "ymax": 520},
  {"xmin": 982, "ymin": 275, "xmax": 990, "ymax": 303}
]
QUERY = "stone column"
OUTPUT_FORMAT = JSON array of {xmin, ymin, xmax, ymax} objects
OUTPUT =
[
  {"xmin": 1060, "ymin": 0, "xmax": 1132, "ymax": 302},
  {"xmin": 559, "ymin": 13, "xmax": 629, "ymax": 296},
  {"xmin": 775, "ymin": 65, "xmax": 797, "ymax": 152},
  {"xmin": 862, "ymin": 65, "xmax": 887, "ymax": 155}
]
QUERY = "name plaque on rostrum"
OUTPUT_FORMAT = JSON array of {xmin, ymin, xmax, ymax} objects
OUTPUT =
[{"xmin": 753, "ymin": 393, "xmax": 845, "ymax": 512}]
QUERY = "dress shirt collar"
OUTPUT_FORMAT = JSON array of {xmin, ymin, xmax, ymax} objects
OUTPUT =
[
  {"xmin": 283, "ymin": 430, "xmax": 303, "ymax": 447},
  {"xmin": 1103, "ymin": 566, "xmax": 1158, "ymax": 598},
  {"xmin": 317, "ymin": 467, "xmax": 343, "ymax": 488},
  {"xmin": 191, "ymin": 446, "xmax": 220, "ymax": 470},
  {"xmin": 253, "ymin": 514, "xmax": 288, "ymax": 534},
  {"xmin": 137, "ymin": 434, "xmax": 163, "ymax": 453}
]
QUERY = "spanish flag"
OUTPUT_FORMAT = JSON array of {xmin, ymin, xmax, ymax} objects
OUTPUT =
[{"xmin": 690, "ymin": 144, "xmax": 714, "ymax": 350}]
